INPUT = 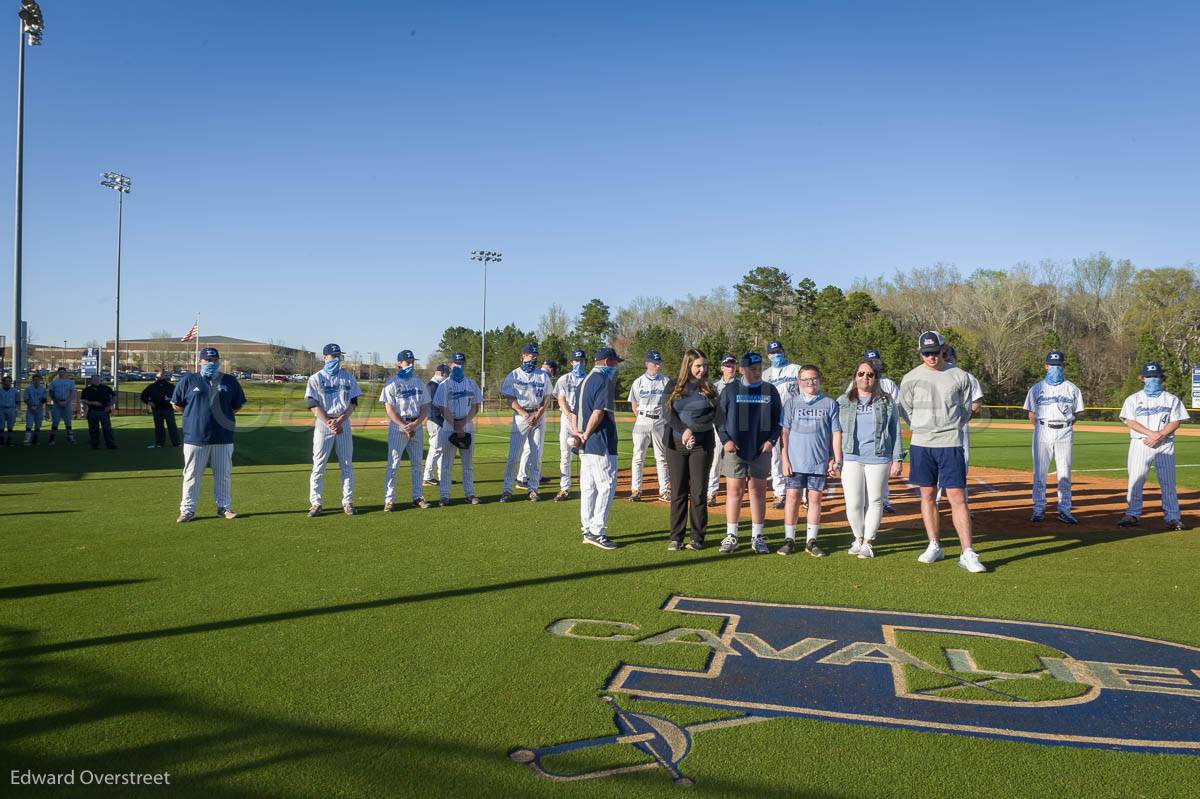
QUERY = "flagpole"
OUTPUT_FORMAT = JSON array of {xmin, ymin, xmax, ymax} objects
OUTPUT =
[{"xmin": 194, "ymin": 312, "xmax": 200, "ymax": 371}]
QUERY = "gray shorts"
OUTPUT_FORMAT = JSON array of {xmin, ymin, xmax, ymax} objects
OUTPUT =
[
  {"xmin": 785, "ymin": 473, "xmax": 827, "ymax": 492},
  {"xmin": 720, "ymin": 450, "xmax": 771, "ymax": 480}
]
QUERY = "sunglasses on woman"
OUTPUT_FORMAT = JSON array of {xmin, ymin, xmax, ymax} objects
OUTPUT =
[{"xmin": 856, "ymin": 371, "xmax": 876, "ymax": 378}]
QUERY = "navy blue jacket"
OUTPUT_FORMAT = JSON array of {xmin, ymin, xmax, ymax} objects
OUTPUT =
[
  {"xmin": 716, "ymin": 380, "xmax": 782, "ymax": 460},
  {"xmin": 172, "ymin": 373, "xmax": 246, "ymax": 446}
]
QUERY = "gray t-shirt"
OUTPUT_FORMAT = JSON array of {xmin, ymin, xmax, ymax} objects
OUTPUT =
[
  {"xmin": 898, "ymin": 365, "xmax": 974, "ymax": 447},
  {"xmin": 781, "ymin": 393, "xmax": 840, "ymax": 475}
]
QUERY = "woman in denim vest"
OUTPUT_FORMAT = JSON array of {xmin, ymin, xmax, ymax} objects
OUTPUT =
[{"xmin": 836, "ymin": 360, "xmax": 905, "ymax": 558}]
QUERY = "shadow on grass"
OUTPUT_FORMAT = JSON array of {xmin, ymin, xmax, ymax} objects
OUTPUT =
[{"xmin": 0, "ymin": 580, "xmax": 153, "ymax": 600}]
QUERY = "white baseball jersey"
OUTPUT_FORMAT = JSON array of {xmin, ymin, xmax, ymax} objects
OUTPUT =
[
  {"xmin": 554, "ymin": 372, "xmax": 585, "ymax": 414},
  {"xmin": 305, "ymin": 369, "xmax": 362, "ymax": 416},
  {"xmin": 1120, "ymin": 390, "xmax": 1190, "ymax": 441},
  {"xmin": 378, "ymin": 375, "xmax": 431, "ymax": 419},
  {"xmin": 434, "ymin": 377, "xmax": 483, "ymax": 420},
  {"xmin": 959, "ymin": 370, "xmax": 984, "ymax": 438},
  {"xmin": 0, "ymin": 387, "xmax": 16, "ymax": 410},
  {"xmin": 627, "ymin": 373, "xmax": 669, "ymax": 416},
  {"xmin": 48, "ymin": 378, "xmax": 75, "ymax": 403},
  {"xmin": 500, "ymin": 367, "xmax": 552, "ymax": 411},
  {"xmin": 1023, "ymin": 380, "xmax": 1084, "ymax": 423},
  {"xmin": 764, "ymin": 361, "xmax": 802, "ymax": 400}
]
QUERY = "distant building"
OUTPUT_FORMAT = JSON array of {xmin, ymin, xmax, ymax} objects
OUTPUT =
[{"xmin": 97, "ymin": 336, "xmax": 319, "ymax": 374}]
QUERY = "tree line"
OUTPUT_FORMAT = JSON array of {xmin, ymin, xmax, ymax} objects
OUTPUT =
[{"xmin": 434, "ymin": 253, "xmax": 1199, "ymax": 407}]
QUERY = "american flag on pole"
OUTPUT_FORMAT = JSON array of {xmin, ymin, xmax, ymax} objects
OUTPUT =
[{"xmin": 180, "ymin": 322, "xmax": 198, "ymax": 343}]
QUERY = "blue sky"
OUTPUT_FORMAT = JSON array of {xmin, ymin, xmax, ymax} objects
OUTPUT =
[{"xmin": 2, "ymin": 1, "xmax": 1197, "ymax": 364}]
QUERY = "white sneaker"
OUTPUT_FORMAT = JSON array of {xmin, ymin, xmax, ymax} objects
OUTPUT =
[
  {"xmin": 917, "ymin": 542, "xmax": 944, "ymax": 564},
  {"xmin": 719, "ymin": 534, "xmax": 738, "ymax": 553},
  {"xmin": 848, "ymin": 539, "xmax": 863, "ymax": 556},
  {"xmin": 857, "ymin": 542, "xmax": 874, "ymax": 559},
  {"xmin": 958, "ymin": 549, "xmax": 987, "ymax": 573}
]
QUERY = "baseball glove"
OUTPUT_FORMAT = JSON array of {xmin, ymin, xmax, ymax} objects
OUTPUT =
[{"xmin": 448, "ymin": 431, "xmax": 472, "ymax": 450}]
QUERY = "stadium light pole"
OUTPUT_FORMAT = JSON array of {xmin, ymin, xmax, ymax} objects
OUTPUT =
[
  {"xmin": 100, "ymin": 171, "xmax": 131, "ymax": 400},
  {"xmin": 11, "ymin": 1, "xmax": 43, "ymax": 387},
  {"xmin": 469, "ymin": 250, "xmax": 501, "ymax": 397}
]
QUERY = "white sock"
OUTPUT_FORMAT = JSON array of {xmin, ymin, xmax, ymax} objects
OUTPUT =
[
  {"xmin": 751, "ymin": 523, "xmax": 764, "ymax": 539},
  {"xmin": 726, "ymin": 522, "xmax": 738, "ymax": 538},
  {"xmin": 806, "ymin": 524, "xmax": 819, "ymax": 542},
  {"xmin": 784, "ymin": 524, "xmax": 796, "ymax": 540}
]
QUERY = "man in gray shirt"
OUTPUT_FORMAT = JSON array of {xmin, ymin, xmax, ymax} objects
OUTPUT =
[{"xmin": 898, "ymin": 331, "xmax": 987, "ymax": 573}]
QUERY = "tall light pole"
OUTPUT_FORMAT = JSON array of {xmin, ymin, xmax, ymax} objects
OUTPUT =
[
  {"xmin": 11, "ymin": 1, "xmax": 43, "ymax": 386},
  {"xmin": 469, "ymin": 250, "xmax": 501, "ymax": 397},
  {"xmin": 101, "ymin": 171, "xmax": 130, "ymax": 401}
]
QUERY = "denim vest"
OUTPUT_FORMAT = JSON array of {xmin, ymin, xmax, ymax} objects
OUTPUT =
[{"xmin": 835, "ymin": 392, "xmax": 905, "ymax": 461}]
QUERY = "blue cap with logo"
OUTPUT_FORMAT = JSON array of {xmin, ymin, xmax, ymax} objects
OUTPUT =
[
  {"xmin": 741, "ymin": 352, "xmax": 763, "ymax": 367},
  {"xmin": 1046, "ymin": 351, "xmax": 1065, "ymax": 365},
  {"xmin": 720, "ymin": 353, "xmax": 737, "ymax": 365},
  {"xmin": 450, "ymin": 352, "xmax": 466, "ymax": 364},
  {"xmin": 864, "ymin": 348, "xmax": 881, "ymax": 361},
  {"xmin": 522, "ymin": 343, "xmax": 539, "ymax": 356},
  {"xmin": 594, "ymin": 347, "xmax": 624, "ymax": 362},
  {"xmin": 396, "ymin": 349, "xmax": 415, "ymax": 362},
  {"xmin": 323, "ymin": 343, "xmax": 343, "ymax": 356},
  {"xmin": 571, "ymin": 350, "xmax": 586, "ymax": 361},
  {"xmin": 767, "ymin": 341, "xmax": 784, "ymax": 354},
  {"xmin": 918, "ymin": 330, "xmax": 945, "ymax": 354},
  {"xmin": 199, "ymin": 347, "xmax": 220, "ymax": 360},
  {"xmin": 435, "ymin": 363, "xmax": 449, "ymax": 374},
  {"xmin": 1141, "ymin": 361, "xmax": 1163, "ymax": 377},
  {"xmin": 645, "ymin": 351, "xmax": 662, "ymax": 363}
]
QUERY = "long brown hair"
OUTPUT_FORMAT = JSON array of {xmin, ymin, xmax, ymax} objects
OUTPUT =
[
  {"xmin": 670, "ymin": 348, "xmax": 716, "ymax": 402},
  {"xmin": 848, "ymin": 359, "xmax": 884, "ymax": 404}
]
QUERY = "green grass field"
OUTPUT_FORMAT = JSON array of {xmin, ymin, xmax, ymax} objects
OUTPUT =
[{"xmin": 2, "ymin": 419, "xmax": 1197, "ymax": 798}]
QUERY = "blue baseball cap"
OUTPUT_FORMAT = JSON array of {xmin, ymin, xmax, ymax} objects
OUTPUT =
[
  {"xmin": 767, "ymin": 341, "xmax": 784, "ymax": 354},
  {"xmin": 544, "ymin": 360, "xmax": 558, "ymax": 370},
  {"xmin": 594, "ymin": 347, "xmax": 624, "ymax": 362},
  {"xmin": 323, "ymin": 343, "xmax": 343, "ymax": 356},
  {"xmin": 571, "ymin": 350, "xmax": 586, "ymax": 361},
  {"xmin": 645, "ymin": 351, "xmax": 662, "ymax": 363},
  {"xmin": 1141, "ymin": 361, "xmax": 1163, "ymax": 377},
  {"xmin": 434, "ymin": 363, "xmax": 449, "ymax": 374},
  {"xmin": 522, "ymin": 343, "xmax": 539, "ymax": 356},
  {"xmin": 720, "ymin": 354, "xmax": 737, "ymax": 365},
  {"xmin": 918, "ymin": 330, "xmax": 945, "ymax": 354},
  {"xmin": 450, "ymin": 352, "xmax": 466, "ymax": 364},
  {"xmin": 864, "ymin": 348, "xmax": 881, "ymax": 360},
  {"xmin": 1045, "ymin": 351, "xmax": 1065, "ymax": 365},
  {"xmin": 741, "ymin": 352, "xmax": 763, "ymax": 367},
  {"xmin": 199, "ymin": 347, "xmax": 219, "ymax": 360},
  {"xmin": 396, "ymin": 349, "xmax": 415, "ymax": 362}
]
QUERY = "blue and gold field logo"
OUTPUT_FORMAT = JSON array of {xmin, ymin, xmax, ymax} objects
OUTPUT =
[{"xmin": 511, "ymin": 597, "xmax": 1200, "ymax": 785}]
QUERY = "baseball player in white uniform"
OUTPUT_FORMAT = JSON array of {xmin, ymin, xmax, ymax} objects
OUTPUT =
[
  {"xmin": 934, "ymin": 346, "xmax": 984, "ymax": 505},
  {"xmin": 500, "ymin": 344, "xmax": 553, "ymax": 502},
  {"xmin": 47, "ymin": 367, "xmax": 77, "ymax": 445},
  {"xmin": 172, "ymin": 347, "xmax": 246, "ymax": 522},
  {"xmin": 21, "ymin": 374, "xmax": 48, "ymax": 446},
  {"xmin": 516, "ymin": 359, "xmax": 559, "ymax": 489},
  {"xmin": 552, "ymin": 350, "xmax": 587, "ymax": 501},
  {"xmin": 422, "ymin": 364, "xmax": 449, "ymax": 486},
  {"xmin": 1024, "ymin": 350, "xmax": 1085, "ymax": 524},
  {"xmin": 707, "ymin": 354, "xmax": 738, "ymax": 507},
  {"xmin": 380, "ymin": 349, "xmax": 431, "ymax": 511},
  {"xmin": 849, "ymin": 349, "xmax": 902, "ymax": 512},
  {"xmin": 1118, "ymin": 361, "xmax": 1190, "ymax": 531},
  {"xmin": 763, "ymin": 341, "xmax": 801, "ymax": 508},
  {"xmin": 433, "ymin": 352, "xmax": 483, "ymax": 506},
  {"xmin": 628, "ymin": 351, "xmax": 672, "ymax": 501},
  {"xmin": 0, "ymin": 377, "xmax": 18, "ymax": 447},
  {"xmin": 306, "ymin": 343, "xmax": 362, "ymax": 516}
]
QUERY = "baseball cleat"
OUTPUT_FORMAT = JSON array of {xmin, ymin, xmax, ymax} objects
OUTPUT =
[
  {"xmin": 217, "ymin": 507, "xmax": 237, "ymax": 520},
  {"xmin": 307, "ymin": 505, "xmax": 322, "ymax": 517},
  {"xmin": 776, "ymin": 539, "xmax": 798, "ymax": 556},
  {"xmin": 684, "ymin": 540, "xmax": 704, "ymax": 551},
  {"xmin": 438, "ymin": 498, "xmax": 450, "ymax": 508},
  {"xmin": 658, "ymin": 492, "xmax": 671, "ymax": 503},
  {"xmin": 772, "ymin": 497, "xmax": 786, "ymax": 510},
  {"xmin": 718, "ymin": 535, "xmax": 738, "ymax": 553},
  {"xmin": 467, "ymin": 495, "xmax": 480, "ymax": 505},
  {"xmin": 423, "ymin": 479, "xmax": 438, "ymax": 486},
  {"xmin": 1057, "ymin": 511, "xmax": 1079, "ymax": 525},
  {"xmin": 528, "ymin": 491, "xmax": 539, "ymax": 502},
  {"xmin": 857, "ymin": 542, "xmax": 875, "ymax": 559},
  {"xmin": 176, "ymin": 512, "xmax": 195, "ymax": 523},
  {"xmin": 628, "ymin": 491, "xmax": 642, "ymax": 502},
  {"xmin": 383, "ymin": 502, "xmax": 395, "ymax": 512},
  {"xmin": 498, "ymin": 493, "xmax": 512, "ymax": 503},
  {"xmin": 958, "ymin": 549, "xmax": 987, "ymax": 573},
  {"xmin": 1030, "ymin": 511, "xmax": 1044, "ymax": 522},
  {"xmin": 515, "ymin": 480, "xmax": 528, "ymax": 490},
  {"xmin": 707, "ymin": 495, "xmax": 719, "ymax": 507},
  {"xmin": 414, "ymin": 497, "xmax": 430, "ymax": 509},
  {"xmin": 751, "ymin": 537, "xmax": 770, "ymax": 554},
  {"xmin": 805, "ymin": 541, "xmax": 826, "ymax": 558},
  {"xmin": 917, "ymin": 542, "xmax": 944, "ymax": 564},
  {"xmin": 553, "ymin": 490, "xmax": 569, "ymax": 502},
  {"xmin": 342, "ymin": 503, "xmax": 357, "ymax": 516},
  {"xmin": 582, "ymin": 533, "xmax": 617, "ymax": 550},
  {"xmin": 1117, "ymin": 515, "xmax": 1139, "ymax": 528},
  {"xmin": 882, "ymin": 503, "xmax": 896, "ymax": 514},
  {"xmin": 1166, "ymin": 519, "xmax": 1186, "ymax": 532}
]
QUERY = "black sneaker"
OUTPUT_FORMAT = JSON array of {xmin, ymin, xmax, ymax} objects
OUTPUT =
[
  {"xmin": 438, "ymin": 498, "xmax": 450, "ymax": 508},
  {"xmin": 628, "ymin": 491, "xmax": 642, "ymax": 502},
  {"xmin": 882, "ymin": 502, "xmax": 896, "ymax": 514},
  {"xmin": 707, "ymin": 496, "xmax": 719, "ymax": 507},
  {"xmin": 528, "ymin": 491, "xmax": 539, "ymax": 502},
  {"xmin": 805, "ymin": 541, "xmax": 826, "ymax": 558},
  {"xmin": 1030, "ymin": 511, "xmax": 1044, "ymax": 522},
  {"xmin": 772, "ymin": 497, "xmax": 785, "ymax": 510},
  {"xmin": 499, "ymin": 493, "xmax": 512, "ymax": 503},
  {"xmin": 685, "ymin": 540, "xmax": 704, "ymax": 551},
  {"xmin": 777, "ymin": 539, "xmax": 798, "ymax": 556},
  {"xmin": 515, "ymin": 480, "xmax": 528, "ymax": 490},
  {"xmin": 1166, "ymin": 519, "xmax": 1186, "ymax": 532},
  {"xmin": 414, "ymin": 497, "xmax": 430, "ymax": 509},
  {"xmin": 1117, "ymin": 515, "xmax": 1139, "ymax": 528},
  {"xmin": 667, "ymin": 540, "xmax": 683, "ymax": 551},
  {"xmin": 582, "ymin": 532, "xmax": 617, "ymax": 550}
]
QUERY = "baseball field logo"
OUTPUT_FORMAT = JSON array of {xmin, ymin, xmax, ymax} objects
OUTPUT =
[{"xmin": 511, "ymin": 597, "xmax": 1200, "ymax": 785}]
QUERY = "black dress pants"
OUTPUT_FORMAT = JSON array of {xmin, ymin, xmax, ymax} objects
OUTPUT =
[
  {"xmin": 87, "ymin": 410, "xmax": 116, "ymax": 449},
  {"xmin": 152, "ymin": 407, "xmax": 180, "ymax": 446},
  {"xmin": 665, "ymin": 435, "xmax": 715, "ymax": 544}
]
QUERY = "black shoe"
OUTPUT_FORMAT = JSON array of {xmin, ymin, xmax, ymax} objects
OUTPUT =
[
  {"xmin": 628, "ymin": 491, "xmax": 642, "ymax": 502},
  {"xmin": 777, "ymin": 539, "xmax": 798, "ymax": 556},
  {"xmin": 1117, "ymin": 515, "xmax": 1138, "ymax": 528},
  {"xmin": 707, "ymin": 496, "xmax": 719, "ymax": 508},
  {"xmin": 772, "ymin": 497, "xmax": 785, "ymax": 510},
  {"xmin": 1030, "ymin": 511, "xmax": 1044, "ymax": 522},
  {"xmin": 414, "ymin": 497, "xmax": 430, "ymax": 509},
  {"xmin": 499, "ymin": 493, "xmax": 511, "ymax": 503},
  {"xmin": 685, "ymin": 540, "xmax": 704, "ymax": 551},
  {"xmin": 1166, "ymin": 519, "xmax": 1186, "ymax": 532},
  {"xmin": 667, "ymin": 540, "xmax": 683, "ymax": 551}
]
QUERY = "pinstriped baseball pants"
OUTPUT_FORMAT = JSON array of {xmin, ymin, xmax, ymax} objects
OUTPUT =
[
  {"xmin": 181, "ymin": 443, "xmax": 234, "ymax": 513},
  {"xmin": 1126, "ymin": 438, "xmax": 1180, "ymax": 520},
  {"xmin": 385, "ymin": 424, "xmax": 424, "ymax": 503}
]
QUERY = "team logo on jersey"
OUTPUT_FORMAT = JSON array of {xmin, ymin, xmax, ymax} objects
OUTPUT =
[{"xmin": 512, "ymin": 597, "xmax": 1200, "ymax": 786}]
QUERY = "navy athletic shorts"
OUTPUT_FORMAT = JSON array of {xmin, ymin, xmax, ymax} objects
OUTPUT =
[{"xmin": 909, "ymin": 445, "xmax": 966, "ymax": 489}]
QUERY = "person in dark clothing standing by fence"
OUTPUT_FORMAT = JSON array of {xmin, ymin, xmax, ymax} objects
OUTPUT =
[
  {"xmin": 141, "ymin": 370, "xmax": 180, "ymax": 448},
  {"xmin": 664, "ymin": 348, "xmax": 723, "ymax": 551},
  {"xmin": 81, "ymin": 374, "xmax": 117, "ymax": 450}
]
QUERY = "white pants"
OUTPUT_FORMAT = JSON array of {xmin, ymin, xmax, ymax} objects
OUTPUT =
[
  {"xmin": 1032, "ymin": 426, "xmax": 1074, "ymax": 513},
  {"xmin": 422, "ymin": 419, "xmax": 444, "ymax": 482},
  {"xmin": 630, "ymin": 417, "xmax": 669, "ymax": 493},
  {"xmin": 580, "ymin": 452, "xmax": 618, "ymax": 536},
  {"xmin": 503, "ymin": 413, "xmax": 546, "ymax": 494},
  {"xmin": 708, "ymin": 424, "xmax": 722, "ymax": 495},
  {"xmin": 935, "ymin": 437, "xmax": 970, "ymax": 503},
  {"xmin": 181, "ymin": 443, "xmax": 233, "ymax": 513},
  {"xmin": 310, "ymin": 423, "xmax": 354, "ymax": 506},
  {"xmin": 770, "ymin": 445, "xmax": 786, "ymax": 497},
  {"xmin": 558, "ymin": 413, "xmax": 578, "ymax": 491},
  {"xmin": 842, "ymin": 460, "xmax": 889, "ymax": 542},
  {"xmin": 1126, "ymin": 438, "xmax": 1180, "ymax": 520},
  {"xmin": 385, "ymin": 424, "xmax": 424, "ymax": 503},
  {"xmin": 439, "ymin": 422, "xmax": 476, "ymax": 498}
]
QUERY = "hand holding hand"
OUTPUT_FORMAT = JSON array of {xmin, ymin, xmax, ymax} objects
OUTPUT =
[
  {"xmin": 889, "ymin": 461, "xmax": 903, "ymax": 479},
  {"xmin": 723, "ymin": 440, "xmax": 737, "ymax": 453}
]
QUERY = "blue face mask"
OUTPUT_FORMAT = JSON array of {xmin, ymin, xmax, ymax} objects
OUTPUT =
[
  {"xmin": 520, "ymin": 360, "xmax": 536, "ymax": 374},
  {"xmin": 1045, "ymin": 366, "xmax": 1064, "ymax": 385},
  {"xmin": 769, "ymin": 354, "xmax": 786, "ymax": 368},
  {"xmin": 450, "ymin": 366, "xmax": 464, "ymax": 382},
  {"xmin": 572, "ymin": 363, "xmax": 585, "ymax": 378},
  {"xmin": 200, "ymin": 363, "xmax": 218, "ymax": 379},
  {"xmin": 596, "ymin": 365, "xmax": 616, "ymax": 379},
  {"xmin": 397, "ymin": 366, "xmax": 413, "ymax": 379},
  {"xmin": 1144, "ymin": 377, "xmax": 1163, "ymax": 397},
  {"xmin": 323, "ymin": 359, "xmax": 340, "ymax": 374}
]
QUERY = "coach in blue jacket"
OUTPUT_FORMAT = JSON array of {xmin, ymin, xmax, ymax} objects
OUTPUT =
[{"xmin": 171, "ymin": 347, "xmax": 246, "ymax": 523}]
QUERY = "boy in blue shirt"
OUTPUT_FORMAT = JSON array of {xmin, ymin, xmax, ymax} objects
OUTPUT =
[{"xmin": 779, "ymin": 365, "xmax": 841, "ymax": 556}]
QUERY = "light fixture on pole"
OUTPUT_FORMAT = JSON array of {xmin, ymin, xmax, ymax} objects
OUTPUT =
[
  {"xmin": 11, "ymin": 1, "xmax": 43, "ymax": 387},
  {"xmin": 469, "ymin": 250, "xmax": 502, "ymax": 397},
  {"xmin": 101, "ymin": 171, "xmax": 131, "ymax": 401}
]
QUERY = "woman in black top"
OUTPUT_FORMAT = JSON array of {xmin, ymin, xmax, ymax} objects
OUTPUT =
[{"xmin": 664, "ymin": 348, "xmax": 723, "ymax": 550}]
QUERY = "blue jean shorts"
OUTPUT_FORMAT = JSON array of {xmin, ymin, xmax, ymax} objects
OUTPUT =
[
  {"xmin": 909, "ymin": 445, "xmax": 966, "ymax": 489},
  {"xmin": 785, "ymin": 473, "xmax": 827, "ymax": 492}
]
